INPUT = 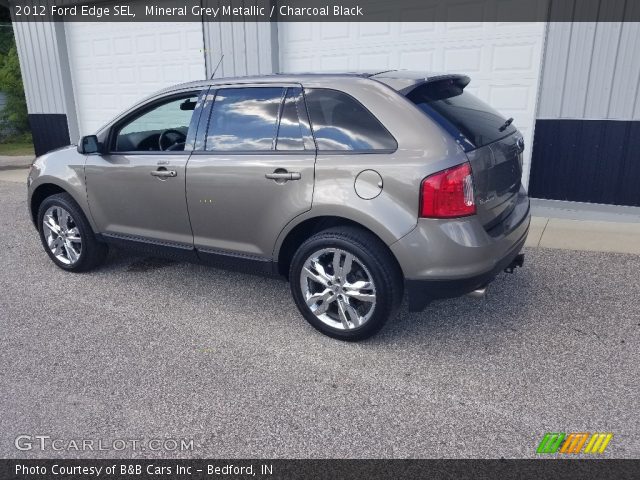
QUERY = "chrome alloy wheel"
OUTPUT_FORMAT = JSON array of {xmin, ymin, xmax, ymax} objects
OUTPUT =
[
  {"xmin": 300, "ymin": 248, "xmax": 377, "ymax": 330},
  {"xmin": 42, "ymin": 206, "xmax": 82, "ymax": 265}
]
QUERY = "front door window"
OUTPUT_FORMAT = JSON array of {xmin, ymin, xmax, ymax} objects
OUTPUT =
[{"xmin": 114, "ymin": 95, "xmax": 199, "ymax": 152}]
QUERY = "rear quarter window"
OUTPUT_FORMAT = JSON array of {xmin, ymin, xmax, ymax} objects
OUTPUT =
[{"xmin": 304, "ymin": 88, "xmax": 397, "ymax": 152}]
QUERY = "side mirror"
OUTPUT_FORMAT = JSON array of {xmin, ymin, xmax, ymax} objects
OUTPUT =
[{"xmin": 78, "ymin": 135, "xmax": 102, "ymax": 154}]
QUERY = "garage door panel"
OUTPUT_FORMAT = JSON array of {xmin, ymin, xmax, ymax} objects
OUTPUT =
[
  {"xmin": 444, "ymin": 46, "xmax": 483, "ymax": 72},
  {"xmin": 358, "ymin": 52, "xmax": 393, "ymax": 70},
  {"xmin": 359, "ymin": 22, "xmax": 393, "ymax": 38},
  {"xmin": 491, "ymin": 42, "xmax": 538, "ymax": 72},
  {"xmin": 284, "ymin": 55, "xmax": 314, "ymax": 72},
  {"xmin": 400, "ymin": 20, "xmax": 438, "ymax": 34},
  {"xmin": 66, "ymin": 21, "xmax": 205, "ymax": 135},
  {"xmin": 320, "ymin": 22, "xmax": 350, "ymax": 40},
  {"xmin": 488, "ymin": 85, "xmax": 532, "ymax": 111},
  {"xmin": 320, "ymin": 55, "xmax": 351, "ymax": 71},
  {"xmin": 399, "ymin": 50, "xmax": 435, "ymax": 70}
]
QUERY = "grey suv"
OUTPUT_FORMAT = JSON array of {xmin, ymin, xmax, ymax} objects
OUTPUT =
[{"xmin": 28, "ymin": 71, "xmax": 530, "ymax": 340}]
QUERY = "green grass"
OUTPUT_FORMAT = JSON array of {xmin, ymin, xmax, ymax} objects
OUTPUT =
[{"xmin": 0, "ymin": 141, "xmax": 34, "ymax": 156}]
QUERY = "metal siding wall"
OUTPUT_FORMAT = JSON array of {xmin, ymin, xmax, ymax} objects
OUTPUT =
[
  {"xmin": 538, "ymin": 0, "xmax": 640, "ymax": 120},
  {"xmin": 9, "ymin": 0, "xmax": 87, "ymax": 113},
  {"xmin": 585, "ymin": 20, "xmax": 623, "ymax": 118},
  {"xmin": 54, "ymin": 21, "xmax": 80, "ymax": 142},
  {"xmin": 609, "ymin": 21, "xmax": 640, "ymax": 118},
  {"xmin": 531, "ymin": 0, "xmax": 640, "ymax": 206},
  {"xmin": 12, "ymin": 20, "xmax": 67, "ymax": 115},
  {"xmin": 201, "ymin": 2, "xmax": 276, "ymax": 78},
  {"xmin": 11, "ymin": 11, "xmax": 79, "ymax": 155}
]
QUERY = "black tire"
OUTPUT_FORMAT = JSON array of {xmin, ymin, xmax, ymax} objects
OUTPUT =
[
  {"xmin": 37, "ymin": 193, "xmax": 108, "ymax": 272},
  {"xmin": 289, "ymin": 226, "xmax": 403, "ymax": 341}
]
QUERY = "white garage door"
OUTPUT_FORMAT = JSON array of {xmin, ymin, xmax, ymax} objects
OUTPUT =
[
  {"xmin": 279, "ymin": 21, "xmax": 545, "ymax": 186},
  {"xmin": 65, "ymin": 21, "xmax": 206, "ymax": 136}
]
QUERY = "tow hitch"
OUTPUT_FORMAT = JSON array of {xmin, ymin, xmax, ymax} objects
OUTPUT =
[{"xmin": 504, "ymin": 253, "xmax": 525, "ymax": 274}]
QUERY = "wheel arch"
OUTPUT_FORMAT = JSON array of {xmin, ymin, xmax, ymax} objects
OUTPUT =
[
  {"xmin": 275, "ymin": 215, "xmax": 405, "ymax": 279},
  {"xmin": 29, "ymin": 180, "xmax": 92, "ymax": 230}
]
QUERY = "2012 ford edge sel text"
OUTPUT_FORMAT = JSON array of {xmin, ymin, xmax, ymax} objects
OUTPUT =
[{"xmin": 27, "ymin": 71, "xmax": 530, "ymax": 340}]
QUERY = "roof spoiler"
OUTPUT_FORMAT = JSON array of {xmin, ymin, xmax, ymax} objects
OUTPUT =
[{"xmin": 396, "ymin": 74, "xmax": 471, "ymax": 96}]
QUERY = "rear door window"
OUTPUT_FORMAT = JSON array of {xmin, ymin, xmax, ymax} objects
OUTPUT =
[
  {"xmin": 304, "ymin": 88, "xmax": 397, "ymax": 151},
  {"xmin": 205, "ymin": 87, "xmax": 283, "ymax": 151},
  {"xmin": 406, "ymin": 79, "xmax": 517, "ymax": 150}
]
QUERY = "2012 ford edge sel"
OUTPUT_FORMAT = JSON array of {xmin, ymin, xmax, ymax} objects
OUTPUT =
[{"xmin": 28, "ymin": 71, "xmax": 530, "ymax": 341}]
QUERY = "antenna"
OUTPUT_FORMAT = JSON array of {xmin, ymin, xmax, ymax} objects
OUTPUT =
[{"xmin": 210, "ymin": 54, "xmax": 224, "ymax": 80}]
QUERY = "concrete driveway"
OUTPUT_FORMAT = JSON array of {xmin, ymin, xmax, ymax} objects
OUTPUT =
[
  {"xmin": 0, "ymin": 179, "xmax": 638, "ymax": 459},
  {"xmin": 0, "ymin": 155, "xmax": 33, "ymax": 170}
]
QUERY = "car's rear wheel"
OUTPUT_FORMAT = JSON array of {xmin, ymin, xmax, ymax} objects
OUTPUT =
[
  {"xmin": 37, "ymin": 193, "xmax": 108, "ymax": 272},
  {"xmin": 290, "ymin": 227, "xmax": 402, "ymax": 341}
]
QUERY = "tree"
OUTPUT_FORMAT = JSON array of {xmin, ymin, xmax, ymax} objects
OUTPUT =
[
  {"xmin": 0, "ymin": 5, "xmax": 30, "ymax": 138},
  {"xmin": 0, "ymin": 42, "xmax": 29, "ymax": 134},
  {"xmin": 0, "ymin": 5, "xmax": 10, "ymax": 51}
]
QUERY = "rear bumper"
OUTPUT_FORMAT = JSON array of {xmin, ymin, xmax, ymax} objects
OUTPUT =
[
  {"xmin": 391, "ymin": 187, "xmax": 530, "ymax": 311},
  {"xmin": 405, "ymin": 231, "xmax": 527, "ymax": 310}
]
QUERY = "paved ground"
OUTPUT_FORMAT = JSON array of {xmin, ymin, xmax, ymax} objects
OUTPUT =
[
  {"xmin": 0, "ymin": 155, "xmax": 33, "ymax": 170},
  {"xmin": 0, "ymin": 179, "xmax": 638, "ymax": 459}
]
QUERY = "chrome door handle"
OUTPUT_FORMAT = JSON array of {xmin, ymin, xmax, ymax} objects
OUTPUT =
[
  {"xmin": 265, "ymin": 172, "xmax": 301, "ymax": 181},
  {"xmin": 151, "ymin": 169, "xmax": 177, "ymax": 178}
]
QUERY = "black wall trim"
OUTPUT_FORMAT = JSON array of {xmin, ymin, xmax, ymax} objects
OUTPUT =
[
  {"xmin": 28, "ymin": 114, "xmax": 71, "ymax": 157},
  {"xmin": 529, "ymin": 119, "xmax": 640, "ymax": 207}
]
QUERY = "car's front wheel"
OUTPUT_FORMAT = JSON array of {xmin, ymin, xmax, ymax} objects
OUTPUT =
[
  {"xmin": 289, "ymin": 227, "xmax": 402, "ymax": 341},
  {"xmin": 37, "ymin": 193, "xmax": 108, "ymax": 272}
]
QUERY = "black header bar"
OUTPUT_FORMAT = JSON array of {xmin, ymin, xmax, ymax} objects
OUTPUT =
[{"xmin": 8, "ymin": 0, "xmax": 640, "ymax": 22}]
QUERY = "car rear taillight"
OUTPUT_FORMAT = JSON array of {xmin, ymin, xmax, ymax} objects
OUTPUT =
[{"xmin": 420, "ymin": 162, "xmax": 476, "ymax": 218}]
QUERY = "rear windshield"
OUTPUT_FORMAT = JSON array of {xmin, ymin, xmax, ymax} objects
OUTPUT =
[{"xmin": 406, "ymin": 79, "xmax": 517, "ymax": 150}]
